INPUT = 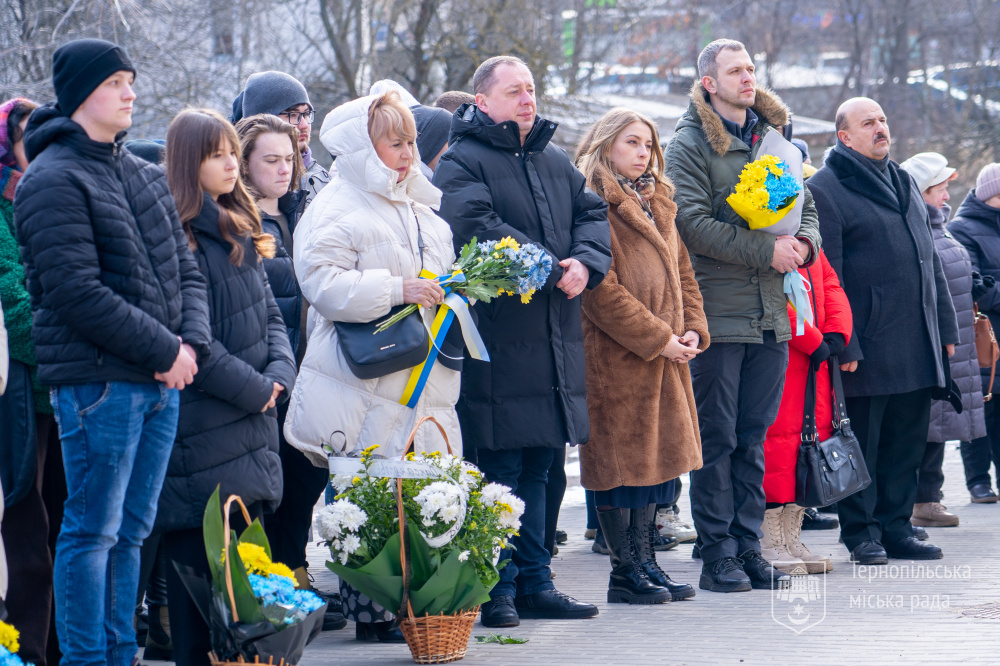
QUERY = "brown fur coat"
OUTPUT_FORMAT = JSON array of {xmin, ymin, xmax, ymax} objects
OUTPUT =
[{"xmin": 580, "ymin": 171, "xmax": 709, "ymax": 491}]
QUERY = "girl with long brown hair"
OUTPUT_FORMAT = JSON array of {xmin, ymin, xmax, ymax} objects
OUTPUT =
[
  {"xmin": 158, "ymin": 108, "xmax": 296, "ymax": 666},
  {"xmin": 575, "ymin": 108, "xmax": 708, "ymax": 605}
]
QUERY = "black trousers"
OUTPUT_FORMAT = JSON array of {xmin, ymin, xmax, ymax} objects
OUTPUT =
[
  {"xmin": 1, "ymin": 413, "xmax": 66, "ymax": 666},
  {"xmin": 960, "ymin": 374, "xmax": 1000, "ymax": 490},
  {"xmin": 917, "ymin": 441, "xmax": 947, "ymax": 503},
  {"xmin": 688, "ymin": 332, "xmax": 788, "ymax": 563},
  {"xmin": 263, "ymin": 403, "xmax": 329, "ymax": 570},
  {"xmin": 838, "ymin": 387, "xmax": 933, "ymax": 550},
  {"xmin": 164, "ymin": 505, "xmax": 260, "ymax": 666}
]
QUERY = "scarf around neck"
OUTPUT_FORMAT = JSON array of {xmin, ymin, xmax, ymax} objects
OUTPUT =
[{"xmin": 615, "ymin": 171, "xmax": 656, "ymax": 219}]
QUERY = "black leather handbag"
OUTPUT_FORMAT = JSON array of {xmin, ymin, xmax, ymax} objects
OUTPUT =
[
  {"xmin": 334, "ymin": 305, "xmax": 429, "ymax": 380},
  {"xmin": 795, "ymin": 357, "xmax": 872, "ymax": 507},
  {"xmin": 334, "ymin": 211, "xmax": 430, "ymax": 380}
]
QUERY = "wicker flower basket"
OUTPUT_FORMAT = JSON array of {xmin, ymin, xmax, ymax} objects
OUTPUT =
[
  {"xmin": 395, "ymin": 417, "xmax": 481, "ymax": 664},
  {"xmin": 209, "ymin": 654, "xmax": 288, "ymax": 666}
]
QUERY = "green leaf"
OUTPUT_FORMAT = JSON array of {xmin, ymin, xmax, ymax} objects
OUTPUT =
[
  {"xmin": 202, "ymin": 486, "xmax": 225, "ymax": 590},
  {"xmin": 475, "ymin": 633, "xmax": 528, "ymax": 644},
  {"xmin": 328, "ymin": 531, "xmax": 405, "ymax": 613},
  {"xmin": 225, "ymin": 532, "xmax": 266, "ymax": 624},
  {"xmin": 237, "ymin": 519, "xmax": 271, "ymax": 560}
]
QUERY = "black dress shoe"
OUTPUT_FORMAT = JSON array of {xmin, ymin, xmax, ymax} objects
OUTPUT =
[
  {"xmin": 970, "ymin": 484, "xmax": 999, "ymax": 503},
  {"xmin": 912, "ymin": 525, "xmax": 929, "ymax": 541},
  {"xmin": 555, "ymin": 529, "xmax": 568, "ymax": 544},
  {"xmin": 514, "ymin": 589, "xmax": 599, "ymax": 619},
  {"xmin": 739, "ymin": 550, "xmax": 791, "ymax": 590},
  {"xmin": 318, "ymin": 591, "xmax": 347, "ymax": 631},
  {"xmin": 699, "ymin": 556, "xmax": 751, "ymax": 593},
  {"xmin": 652, "ymin": 533, "xmax": 679, "ymax": 551},
  {"xmin": 355, "ymin": 621, "xmax": 406, "ymax": 642},
  {"xmin": 884, "ymin": 536, "xmax": 943, "ymax": 560},
  {"xmin": 480, "ymin": 595, "xmax": 520, "ymax": 627},
  {"xmin": 850, "ymin": 540, "xmax": 888, "ymax": 564},
  {"xmin": 801, "ymin": 507, "xmax": 839, "ymax": 530}
]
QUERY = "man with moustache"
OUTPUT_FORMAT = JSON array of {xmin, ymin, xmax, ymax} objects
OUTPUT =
[
  {"xmin": 807, "ymin": 97, "xmax": 959, "ymax": 564},
  {"xmin": 665, "ymin": 39, "xmax": 820, "ymax": 593}
]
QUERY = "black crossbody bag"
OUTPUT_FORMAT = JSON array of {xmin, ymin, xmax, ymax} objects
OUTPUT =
[
  {"xmin": 334, "ymin": 213, "xmax": 429, "ymax": 380},
  {"xmin": 795, "ymin": 357, "xmax": 872, "ymax": 507}
]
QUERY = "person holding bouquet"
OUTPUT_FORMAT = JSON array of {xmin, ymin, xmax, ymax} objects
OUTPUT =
[
  {"xmin": 282, "ymin": 91, "xmax": 462, "ymax": 641},
  {"xmin": 663, "ymin": 39, "xmax": 821, "ymax": 593},
  {"xmin": 574, "ymin": 108, "xmax": 708, "ymax": 604},
  {"xmin": 157, "ymin": 108, "xmax": 296, "ymax": 666}
]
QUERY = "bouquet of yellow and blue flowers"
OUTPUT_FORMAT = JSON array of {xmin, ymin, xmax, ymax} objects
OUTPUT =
[
  {"xmin": 375, "ymin": 236, "xmax": 552, "ymax": 334},
  {"xmin": 727, "ymin": 154, "xmax": 802, "ymax": 231},
  {"xmin": 0, "ymin": 620, "xmax": 32, "ymax": 666}
]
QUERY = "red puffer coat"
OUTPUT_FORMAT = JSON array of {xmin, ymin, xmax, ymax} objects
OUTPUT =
[{"xmin": 763, "ymin": 250, "xmax": 853, "ymax": 503}]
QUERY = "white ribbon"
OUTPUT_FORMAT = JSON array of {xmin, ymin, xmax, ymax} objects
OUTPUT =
[{"xmin": 784, "ymin": 272, "xmax": 814, "ymax": 336}]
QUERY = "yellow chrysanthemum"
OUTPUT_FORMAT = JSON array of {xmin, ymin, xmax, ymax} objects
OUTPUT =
[
  {"xmin": 496, "ymin": 237, "xmax": 520, "ymax": 251},
  {"xmin": 268, "ymin": 561, "xmax": 297, "ymax": 584},
  {"xmin": 235, "ymin": 542, "xmax": 272, "ymax": 576},
  {"xmin": 0, "ymin": 620, "xmax": 21, "ymax": 654},
  {"xmin": 520, "ymin": 291, "xmax": 533, "ymax": 304},
  {"xmin": 362, "ymin": 444, "xmax": 381, "ymax": 455}
]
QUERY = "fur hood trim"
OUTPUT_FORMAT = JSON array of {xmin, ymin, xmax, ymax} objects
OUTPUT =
[{"xmin": 689, "ymin": 81, "xmax": 790, "ymax": 156}]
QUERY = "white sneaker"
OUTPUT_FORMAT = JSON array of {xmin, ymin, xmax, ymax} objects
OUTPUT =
[{"xmin": 656, "ymin": 508, "xmax": 697, "ymax": 543}]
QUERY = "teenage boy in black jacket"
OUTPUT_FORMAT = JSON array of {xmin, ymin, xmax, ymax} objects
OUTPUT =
[{"xmin": 14, "ymin": 39, "xmax": 210, "ymax": 666}]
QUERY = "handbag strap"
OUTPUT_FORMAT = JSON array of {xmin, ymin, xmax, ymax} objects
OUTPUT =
[
  {"xmin": 801, "ymin": 366, "xmax": 818, "ymax": 444},
  {"xmin": 828, "ymin": 354, "xmax": 850, "ymax": 428}
]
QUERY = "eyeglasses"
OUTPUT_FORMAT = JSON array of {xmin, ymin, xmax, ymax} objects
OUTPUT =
[{"xmin": 278, "ymin": 108, "xmax": 315, "ymax": 125}]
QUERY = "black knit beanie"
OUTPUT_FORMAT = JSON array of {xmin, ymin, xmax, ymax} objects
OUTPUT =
[
  {"xmin": 411, "ymin": 105, "xmax": 452, "ymax": 166},
  {"xmin": 52, "ymin": 39, "xmax": 136, "ymax": 117}
]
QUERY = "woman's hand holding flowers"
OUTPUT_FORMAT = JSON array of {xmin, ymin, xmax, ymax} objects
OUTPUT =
[{"xmin": 403, "ymin": 278, "xmax": 446, "ymax": 308}]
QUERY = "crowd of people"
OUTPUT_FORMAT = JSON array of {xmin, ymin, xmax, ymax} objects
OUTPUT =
[{"xmin": 1, "ymin": 34, "xmax": 999, "ymax": 666}]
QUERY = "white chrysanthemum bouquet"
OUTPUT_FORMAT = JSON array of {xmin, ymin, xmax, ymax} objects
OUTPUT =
[{"xmin": 313, "ymin": 441, "xmax": 524, "ymax": 617}]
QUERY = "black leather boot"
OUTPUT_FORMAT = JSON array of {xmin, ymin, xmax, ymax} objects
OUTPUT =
[
  {"xmin": 596, "ymin": 507, "xmax": 670, "ymax": 604},
  {"xmin": 632, "ymin": 504, "xmax": 696, "ymax": 601}
]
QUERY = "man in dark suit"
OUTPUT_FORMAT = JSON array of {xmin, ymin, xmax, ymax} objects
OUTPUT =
[{"xmin": 807, "ymin": 97, "xmax": 959, "ymax": 564}]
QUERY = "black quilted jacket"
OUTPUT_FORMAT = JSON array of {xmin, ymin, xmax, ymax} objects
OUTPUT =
[
  {"xmin": 14, "ymin": 103, "xmax": 210, "ymax": 385},
  {"xmin": 156, "ymin": 195, "xmax": 296, "ymax": 532}
]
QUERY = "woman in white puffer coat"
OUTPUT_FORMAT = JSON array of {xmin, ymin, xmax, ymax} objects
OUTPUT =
[{"xmin": 284, "ymin": 91, "xmax": 462, "ymax": 473}]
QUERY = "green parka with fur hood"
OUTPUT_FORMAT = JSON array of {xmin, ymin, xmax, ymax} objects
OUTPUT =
[{"xmin": 664, "ymin": 83, "xmax": 821, "ymax": 344}]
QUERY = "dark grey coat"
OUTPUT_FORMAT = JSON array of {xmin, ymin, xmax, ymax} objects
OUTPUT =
[
  {"xmin": 807, "ymin": 143, "xmax": 959, "ymax": 398},
  {"xmin": 925, "ymin": 203, "xmax": 986, "ymax": 442}
]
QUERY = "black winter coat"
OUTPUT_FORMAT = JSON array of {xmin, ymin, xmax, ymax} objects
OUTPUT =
[
  {"xmin": 926, "ymin": 203, "xmax": 985, "ymax": 442},
  {"xmin": 947, "ymin": 191, "xmax": 1000, "ymax": 393},
  {"xmin": 433, "ymin": 105, "xmax": 611, "ymax": 450},
  {"xmin": 807, "ymin": 142, "xmax": 958, "ymax": 398},
  {"xmin": 14, "ymin": 103, "xmax": 211, "ymax": 385},
  {"xmin": 155, "ymin": 195, "xmax": 296, "ymax": 533},
  {"xmin": 259, "ymin": 190, "xmax": 308, "ymax": 361}
]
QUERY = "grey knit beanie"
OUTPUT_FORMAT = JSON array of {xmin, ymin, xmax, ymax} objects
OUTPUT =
[
  {"xmin": 977, "ymin": 163, "xmax": 1000, "ymax": 203},
  {"xmin": 237, "ymin": 71, "xmax": 310, "ymax": 122}
]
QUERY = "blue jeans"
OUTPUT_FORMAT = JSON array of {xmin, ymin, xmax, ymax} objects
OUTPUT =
[
  {"xmin": 51, "ymin": 381, "xmax": 178, "ymax": 666},
  {"xmin": 476, "ymin": 446, "xmax": 556, "ymax": 599}
]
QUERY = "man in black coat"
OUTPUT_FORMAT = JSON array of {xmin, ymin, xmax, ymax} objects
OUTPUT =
[
  {"xmin": 807, "ymin": 97, "xmax": 959, "ymax": 565},
  {"xmin": 13, "ymin": 40, "xmax": 210, "ymax": 664},
  {"xmin": 434, "ymin": 55, "xmax": 611, "ymax": 627}
]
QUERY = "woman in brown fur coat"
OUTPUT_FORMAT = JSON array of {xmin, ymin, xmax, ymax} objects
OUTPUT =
[{"xmin": 575, "ymin": 108, "xmax": 709, "ymax": 605}]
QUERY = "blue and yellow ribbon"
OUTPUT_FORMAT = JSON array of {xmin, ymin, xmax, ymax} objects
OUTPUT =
[{"xmin": 399, "ymin": 270, "xmax": 489, "ymax": 408}]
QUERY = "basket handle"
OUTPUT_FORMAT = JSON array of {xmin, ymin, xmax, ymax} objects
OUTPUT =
[
  {"xmin": 401, "ymin": 415, "xmax": 454, "ymax": 458},
  {"xmin": 221, "ymin": 494, "xmax": 253, "ymax": 623},
  {"xmin": 395, "ymin": 415, "xmax": 452, "ymax": 621}
]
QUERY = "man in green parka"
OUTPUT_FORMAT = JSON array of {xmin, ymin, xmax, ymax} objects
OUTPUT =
[{"xmin": 664, "ymin": 38, "xmax": 821, "ymax": 594}]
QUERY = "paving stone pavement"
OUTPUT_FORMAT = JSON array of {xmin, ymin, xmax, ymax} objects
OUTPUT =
[{"xmin": 145, "ymin": 443, "xmax": 1000, "ymax": 666}]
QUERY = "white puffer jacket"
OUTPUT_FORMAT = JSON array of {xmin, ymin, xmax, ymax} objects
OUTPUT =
[{"xmin": 284, "ymin": 95, "xmax": 462, "ymax": 465}]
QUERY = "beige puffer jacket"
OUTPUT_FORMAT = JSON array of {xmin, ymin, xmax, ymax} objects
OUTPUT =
[{"xmin": 284, "ymin": 95, "xmax": 461, "ymax": 465}]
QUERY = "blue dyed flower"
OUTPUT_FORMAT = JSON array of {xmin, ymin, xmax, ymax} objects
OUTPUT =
[{"xmin": 0, "ymin": 646, "xmax": 32, "ymax": 666}]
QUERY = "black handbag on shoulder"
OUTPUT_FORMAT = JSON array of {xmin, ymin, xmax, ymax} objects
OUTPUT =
[
  {"xmin": 795, "ymin": 357, "xmax": 872, "ymax": 507},
  {"xmin": 333, "ymin": 210, "xmax": 433, "ymax": 380},
  {"xmin": 334, "ymin": 305, "xmax": 429, "ymax": 380}
]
